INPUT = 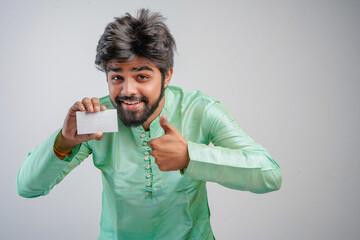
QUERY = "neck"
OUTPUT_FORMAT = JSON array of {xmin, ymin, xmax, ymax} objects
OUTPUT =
[{"xmin": 142, "ymin": 97, "xmax": 165, "ymax": 131}]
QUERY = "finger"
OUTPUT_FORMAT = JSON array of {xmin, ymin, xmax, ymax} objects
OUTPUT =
[
  {"xmin": 159, "ymin": 114, "xmax": 172, "ymax": 134},
  {"xmin": 148, "ymin": 139, "xmax": 154, "ymax": 149},
  {"xmin": 79, "ymin": 132, "xmax": 103, "ymax": 142},
  {"xmin": 148, "ymin": 139, "xmax": 160, "ymax": 151},
  {"xmin": 82, "ymin": 97, "xmax": 94, "ymax": 112},
  {"xmin": 93, "ymin": 132, "xmax": 104, "ymax": 141},
  {"xmin": 91, "ymin": 97, "xmax": 101, "ymax": 112},
  {"xmin": 100, "ymin": 105, "xmax": 107, "ymax": 111},
  {"xmin": 70, "ymin": 101, "xmax": 85, "ymax": 114}
]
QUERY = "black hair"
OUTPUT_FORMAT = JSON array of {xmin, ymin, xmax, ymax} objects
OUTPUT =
[{"xmin": 95, "ymin": 9, "xmax": 176, "ymax": 80}]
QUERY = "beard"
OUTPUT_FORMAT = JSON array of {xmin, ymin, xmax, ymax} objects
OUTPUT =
[{"xmin": 113, "ymin": 83, "xmax": 165, "ymax": 128}]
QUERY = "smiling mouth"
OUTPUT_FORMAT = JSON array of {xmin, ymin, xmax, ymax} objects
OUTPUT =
[
  {"xmin": 123, "ymin": 100, "xmax": 141, "ymax": 105},
  {"xmin": 121, "ymin": 100, "xmax": 143, "ymax": 110}
]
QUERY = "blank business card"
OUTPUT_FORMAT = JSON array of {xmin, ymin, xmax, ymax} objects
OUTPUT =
[{"xmin": 76, "ymin": 109, "xmax": 118, "ymax": 134}]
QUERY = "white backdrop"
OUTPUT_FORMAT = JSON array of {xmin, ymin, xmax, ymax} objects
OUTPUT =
[{"xmin": 1, "ymin": 0, "xmax": 360, "ymax": 239}]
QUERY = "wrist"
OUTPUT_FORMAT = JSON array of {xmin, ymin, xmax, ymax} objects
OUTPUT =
[
  {"xmin": 53, "ymin": 145, "xmax": 72, "ymax": 160},
  {"xmin": 54, "ymin": 130, "xmax": 77, "ymax": 153}
]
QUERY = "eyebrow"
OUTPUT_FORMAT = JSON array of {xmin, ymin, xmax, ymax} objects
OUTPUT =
[
  {"xmin": 132, "ymin": 66, "xmax": 154, "ymax": 72},
  {"xmin": 107, "ymin": 66, "xmax": 154, "ymax": 73},
  {"xmin": 107, "ymin": 67, "xmax": 122, "ymax": 73}
]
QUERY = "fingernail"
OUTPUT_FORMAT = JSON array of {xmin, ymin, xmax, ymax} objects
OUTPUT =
[{"xmin": 95, "ymin": 106, "xmax": 100, "ymax": 111}]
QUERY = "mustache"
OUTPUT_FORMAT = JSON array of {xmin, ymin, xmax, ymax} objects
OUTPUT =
[{"xmin": 114, "ymin": 95, "xmax": 149, "ymax": 105}]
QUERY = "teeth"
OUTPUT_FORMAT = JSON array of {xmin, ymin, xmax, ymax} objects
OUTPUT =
[{"xmin": 123, "ymin": 100, "xmax": 140, "ymax": 105}]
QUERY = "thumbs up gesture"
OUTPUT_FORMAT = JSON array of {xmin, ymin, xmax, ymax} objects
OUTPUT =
[{"xmin": 149, "ymin": 114, "xmax": 190, "ymax": 171}]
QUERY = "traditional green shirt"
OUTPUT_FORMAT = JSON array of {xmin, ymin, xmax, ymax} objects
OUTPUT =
[{"xmin": 17, "ymin": 86, "xmax": 281, "ymax": 240}]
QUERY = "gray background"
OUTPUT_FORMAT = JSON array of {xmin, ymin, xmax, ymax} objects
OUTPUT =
[{"xmin": 1, "ymin": 0, "xmax": 359, "ymax": 239}]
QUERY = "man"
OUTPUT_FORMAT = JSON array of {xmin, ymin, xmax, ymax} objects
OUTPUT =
[{"xmin": 17, "ymin": 9, "xmax": 281, "ymax": 240}]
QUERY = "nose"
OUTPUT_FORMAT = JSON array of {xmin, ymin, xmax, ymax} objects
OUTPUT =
[{"xmin": 121, "ymin": 79, "xmax": 138, "ymax": 97}]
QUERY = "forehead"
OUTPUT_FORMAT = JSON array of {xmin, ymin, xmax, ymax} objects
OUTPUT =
[{"xmin": 106, "ymin": 57, "xmax": 158, "ymax": 71}]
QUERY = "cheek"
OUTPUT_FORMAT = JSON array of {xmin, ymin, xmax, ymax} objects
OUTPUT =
[
  {"xmin": 141, "ymin": 84, "xmax": 161, "ymax": 102},
  {"xmin": 142, "ymin": 75, "xmax": 163, "ymax": 98},
  {"xmin": 108, "ymin": 84, "xmax": 121, "ymax": 107},
  {"xmin": 108, "ymin": 83, "xmax": 121, "ymax": 98}
]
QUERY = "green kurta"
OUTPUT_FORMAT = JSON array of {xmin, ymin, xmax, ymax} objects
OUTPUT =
[{"xmin": 17, "ymin": 86, "xmax": 281, "ymax": 240}]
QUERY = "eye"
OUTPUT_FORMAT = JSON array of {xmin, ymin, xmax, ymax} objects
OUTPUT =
[
  {"xmin": 137, "ymin": 74, "xmax": 148, "ymax": 81},
  {"xmin": 111, "ymin": 75, "xmax": 124, "ymax": 81}
]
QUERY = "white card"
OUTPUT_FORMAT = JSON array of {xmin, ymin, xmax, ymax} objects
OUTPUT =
[{"xmin": 76, "ymin": 109, "xmax": 118, "ymax": 134}]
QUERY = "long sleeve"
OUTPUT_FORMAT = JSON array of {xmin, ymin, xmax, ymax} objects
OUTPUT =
[
  {"xmin": 16, "ymin": 129, "xmax": 92, "ymax": 198},
  {"xmin": 184, "ymin": 101, "xmax": 281, "ymax": 194}
]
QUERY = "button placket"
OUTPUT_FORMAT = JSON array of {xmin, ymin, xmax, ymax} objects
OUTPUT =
[
  {"xmin": 145, "ymin": 171, "xmax": 153, "ymax": 196},
  {"xmin": 135, "ymin": 128, "xmax": 153, "ymax": 197},
  {"xmin": 142, "ymin": 134, "xmax": 153, "ymax": 196},
  {"xmin": 145, "ymin": 163, "xmax": 153, "ymax": 196},
  {"xmin": 144, "ymin": 137, "xmax": 151, "ymax": 147}
]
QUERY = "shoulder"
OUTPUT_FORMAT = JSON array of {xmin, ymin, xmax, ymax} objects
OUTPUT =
[
  {"xmin": 166, "ymin": 85, "xmax": 219, "ymax": 110},
  {"xmin": 99, "ymin": 95, "xmax": 115, "ymax": 109}
]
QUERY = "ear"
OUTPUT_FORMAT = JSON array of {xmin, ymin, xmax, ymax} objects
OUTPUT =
[{"xmin": 164, "ymin": 68, "xmax": 173, "ymax": 88}]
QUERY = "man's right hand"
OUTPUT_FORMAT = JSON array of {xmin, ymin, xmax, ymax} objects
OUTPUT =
[{"xmin": 54, "ymin": 97, "xmax": 107, "ymax": 155}]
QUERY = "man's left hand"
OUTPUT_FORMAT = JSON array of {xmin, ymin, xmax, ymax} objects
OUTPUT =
[{"xmin": 149, "ymin": 114, "xmax": 190, "ymax": 171}]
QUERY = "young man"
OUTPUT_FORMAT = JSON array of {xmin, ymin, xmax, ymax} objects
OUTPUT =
[{"xmin": 17, "ymin": 9, "xmax": 281, "ymax": 240}]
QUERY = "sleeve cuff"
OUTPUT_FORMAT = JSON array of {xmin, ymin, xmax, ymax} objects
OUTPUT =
[
  {"xmin": 52, "ymin": 130, "xmax": 82, "ymax": 163},
  {"xmin": 54, "ymin": 143, "xmax": 82, "ymax": 163}
]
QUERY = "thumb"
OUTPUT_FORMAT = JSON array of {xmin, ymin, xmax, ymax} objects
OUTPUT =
[
  {"xmin": 93, "ymin": 132, "xmax": 104, "ymax": 141},
  {"xmin": 81, "ymin": 131, "xmax": 104, "ymax": 141},
  {"xmin": 159, "ymin": 114, "xmax": 172, "ymax": 134}
]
